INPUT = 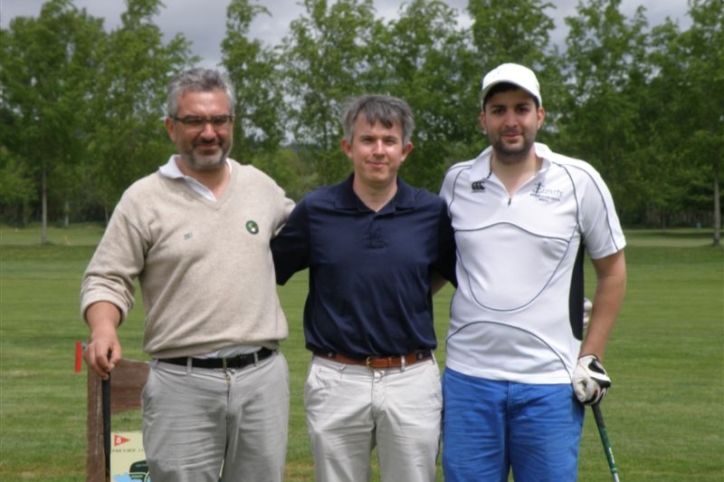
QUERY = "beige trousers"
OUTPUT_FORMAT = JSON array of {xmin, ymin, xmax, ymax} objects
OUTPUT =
[
  {"xmin": 305, "ymin": 355, "xmax": 442, "ymax": 482},
  {"xmin": 142, "ymin": 353, "xmax": 289, "ymax": 482}
]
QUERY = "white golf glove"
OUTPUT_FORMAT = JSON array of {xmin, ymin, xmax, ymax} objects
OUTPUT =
[{"xmin": 572, "ymin": 355, "xmax": 611, "ymax": 405}]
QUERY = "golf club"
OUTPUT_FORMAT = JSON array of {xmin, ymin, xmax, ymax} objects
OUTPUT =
[
  {"xmin": 592, "ymin": 403, "xmax": 620, "ymax": 482},
  {"xmin": 102, "ymin": 375, "xmax": 111, "ymax": 482}
]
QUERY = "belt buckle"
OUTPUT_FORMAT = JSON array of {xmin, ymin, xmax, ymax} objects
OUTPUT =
[{"xmin": 365, "ymin": 356, "xmax": 374, "ymax": 368}]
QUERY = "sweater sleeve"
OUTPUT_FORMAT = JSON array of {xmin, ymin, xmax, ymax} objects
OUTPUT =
[{"xmin": 80, "ymin": 192, "xmax": 147, "ymax": 324}]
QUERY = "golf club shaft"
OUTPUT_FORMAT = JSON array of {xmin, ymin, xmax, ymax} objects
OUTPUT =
[
  {"xmin": 592, "ymin": 403, "xmax": 620, "ymax": 482},
  {"xmin": 102, "ymin": 376, "xmax": 111, "ymax": 482}
]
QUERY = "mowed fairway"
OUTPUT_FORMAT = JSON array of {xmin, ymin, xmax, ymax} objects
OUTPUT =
[{"xmin": 0, "ymin": 226, "xmax": 722, "ymax": 481}]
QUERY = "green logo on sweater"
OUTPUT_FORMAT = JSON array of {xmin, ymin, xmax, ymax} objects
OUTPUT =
[{"xmin": 246, "ymin": 220, "xmax": 259, "ymax": 235}]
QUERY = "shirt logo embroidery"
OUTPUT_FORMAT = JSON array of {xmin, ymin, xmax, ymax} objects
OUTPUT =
[
  {"xmin": 531, "ymin": 182, "xmax": 563, "ymax": 202},
  {"xmin": 471, "ymin": 180, "xmax": 487, "ymax": 192},
  {"xmin": 246, "ymin": 220, "xmax": 260, "ymax": 235}
]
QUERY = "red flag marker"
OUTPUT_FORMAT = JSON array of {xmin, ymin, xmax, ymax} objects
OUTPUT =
[
  {"xmin": 75, "ymin": 341, "xmax": 82, "ymax": 372},
  {"xmin": 114, "ymin": 434, "xmax": 131, "ymax": 446}
]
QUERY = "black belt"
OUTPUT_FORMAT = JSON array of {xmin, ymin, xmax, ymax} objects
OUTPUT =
[{"xmin": 159, "ymin": 347, "xmax": 274, "ymax": 369}]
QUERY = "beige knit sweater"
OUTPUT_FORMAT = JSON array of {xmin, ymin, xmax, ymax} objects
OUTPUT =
[{"xmin": 81, "ymin": 159, "xmax": 294, "ymax": 359}]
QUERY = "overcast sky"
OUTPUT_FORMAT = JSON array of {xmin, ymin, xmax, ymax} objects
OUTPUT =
[{"xmin": 3, "ymin": 0, "xmax": 691, "ymax": 68}]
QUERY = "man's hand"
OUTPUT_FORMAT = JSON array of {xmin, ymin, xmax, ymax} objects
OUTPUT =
[
  {"xmin": 84, "ymin": 302, "xmax": 123, "ymax": 379},
  {"xmin": 84, "ymin": 332, "xmax": 122, "ymax": 379},
  {"xmin": 572, "ymin": 355, "xmax": 611, "ymax": 405}
]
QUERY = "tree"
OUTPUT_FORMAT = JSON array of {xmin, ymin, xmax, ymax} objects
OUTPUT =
[
  {"xmin": 0, "ymin": 148, "xmax": 36, "ymax": 223},
  {"xmin": 249, "ymin": 147, "xmax": 315, "ymax": 201},
  {"xmin": 468, "ymin": 0, "xmax": 556, "ymax": 63},
  {"xmin": 280, "ymin": 0, "xmax": 383, "ymax": 185},
  {"xmin": 646, "ymin": 0, "xmax": 723, "ymax": 243},
  {"xmin": 669, "ymin": 0, "xmax": 723, "ymax": 245},
  {"xmin": 0, "ymin": 0, "xmax": 105, "ymax": 241},
  {"xmin": 84, "ymin": 0, "xmax": 197, "ymax": 218},
  {"xmin": 379, "ymin": 0, "xmax": 477, "ymax": 191},
  {"xmin": 559, "ymin": 0, "xmax": 651, "ymax": 214},
  {"xmin": 222, "ymin": 0, "xmax": 287, "ymax": 157}
]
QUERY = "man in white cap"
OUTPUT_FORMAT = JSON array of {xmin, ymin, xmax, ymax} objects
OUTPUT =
[{"xmin": 438, "ymin": 63, "xmax": 627, "ymax": 481}]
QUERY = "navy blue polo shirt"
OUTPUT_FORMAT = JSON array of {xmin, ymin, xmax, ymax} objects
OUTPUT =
[{"xmin": 271, "ymin": 174, "xmax": 456, "ymax": 359}]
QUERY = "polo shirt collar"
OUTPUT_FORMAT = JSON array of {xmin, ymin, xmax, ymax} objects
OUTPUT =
[
  {"xmin": 159, "ymin": 155, "xmax": 233, "ymax": 179},
  {"xmin": 158, "ymin": 155, "xmax": 233, "ymax": 202},
  {"xmin": 335, "ymin": 173, "xmax": 416, "ymax": 212}
]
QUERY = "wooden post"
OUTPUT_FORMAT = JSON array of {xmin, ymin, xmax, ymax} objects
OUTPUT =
[{"xmin": 86, "ymin": 360, "xmax": 150, "ymax": 482}]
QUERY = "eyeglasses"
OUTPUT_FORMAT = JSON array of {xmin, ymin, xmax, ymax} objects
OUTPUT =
[{"xmin": 171, "ymin": 115, "xmax": 234, "ymax": 130}]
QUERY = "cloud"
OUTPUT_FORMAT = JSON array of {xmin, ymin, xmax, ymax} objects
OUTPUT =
[{"xmin": 2, "ymin": 0, "xmax": 690, "ymax": 69}]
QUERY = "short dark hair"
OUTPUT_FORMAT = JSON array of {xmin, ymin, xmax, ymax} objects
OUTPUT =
[{"xmin": 341, "ymin": 94, "xmax": 415, "ymax": 145}]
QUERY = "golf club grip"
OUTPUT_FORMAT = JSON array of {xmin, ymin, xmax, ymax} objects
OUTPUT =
[
  {"xmin": 592, "ymin": 403, "xmax": 620, "ymax": 482},
  {"xmin": 102, "ymin": 377, "xmax": 111, "ymax": 481}
]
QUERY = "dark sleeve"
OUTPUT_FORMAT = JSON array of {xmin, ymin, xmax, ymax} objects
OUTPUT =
[
  {"xmin": 435, "ymin": 202, "xmax": 457, "ymax": 287},
  {"xmin": 271, "ymin": 199, "xmax": 310, "ymax": 285}
]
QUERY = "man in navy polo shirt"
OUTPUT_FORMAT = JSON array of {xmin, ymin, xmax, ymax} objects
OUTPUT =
[{"xmin": 272, "ymin": 94, "xmax": 456, "ymax": 482}]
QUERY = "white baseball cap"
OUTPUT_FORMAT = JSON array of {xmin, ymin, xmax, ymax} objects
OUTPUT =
[{"xmin": 480, "ymin": 63, "xmax": 542, "ymax": 107}]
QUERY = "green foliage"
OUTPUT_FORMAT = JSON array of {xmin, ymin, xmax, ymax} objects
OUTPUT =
[
  {"xmin": 647, "ymin": 0, "xmax": 724, "ymax": 242},
  {"xmin": 0, "ymin": 148, "xmax": 36, "ymax": 219},
  {"xmin": 559, "ymin": 0, "xmax": 651, "ymax": 207},
  {"xmin": 0, "ymin": 0, "xmax": 107, "ymax": 240},
  {"xmin": 84, "ymin": 0, "xmax": 198, "ymax": 208},
  {"xmin": 281, "ymin": 0, "xmax": 382, "ymax": 185},
  {"xmin": 468, "ymin": 0, "xmax": 556, "ymax": 66},
  {"xmin": 0, "ymin": 0, "xmax": 722, "ymax": 242},
  {"xmin": 249, "ymin": 147, "xmax": 316, "ymax": 201},
  {"xmin": 381, "ymin": 0, "xmax": 477, "ymax": 191},
  {"xmin": 0, "ymin": 0, "xmax": 197, "ymax": 236},
  {"xmin": 222, "ymin": 0, "xmax": 287, "ymax": 154}
]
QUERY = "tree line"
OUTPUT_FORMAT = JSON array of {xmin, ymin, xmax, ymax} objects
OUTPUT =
[{"xmin": 0, "ymin": 0, "xmax": 721, "ymax": 245}]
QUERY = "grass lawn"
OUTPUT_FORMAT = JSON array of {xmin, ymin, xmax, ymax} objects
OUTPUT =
[{"xmin": 0, "ymin": 225, "xmax": 722, "ymax": 481}]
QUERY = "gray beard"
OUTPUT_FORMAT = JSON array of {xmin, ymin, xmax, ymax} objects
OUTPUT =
[{"xmin": 182, "ymin": 146, "xmax": 229, "ymax": 172}]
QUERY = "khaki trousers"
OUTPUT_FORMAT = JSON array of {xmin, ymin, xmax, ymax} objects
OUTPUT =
[
  {"xmin": 142, "ymin": 352, "xmax": 289, "ymax": 482},
  {"xmin": 305, "ymin": 355, "xmax": 442, "ymax": 482}
]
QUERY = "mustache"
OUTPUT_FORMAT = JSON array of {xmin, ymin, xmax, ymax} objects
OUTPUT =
[
  {"xmin": 501, "ymin": 128, "xmax": 521, "ymax": 136},
  {"xmin": 193, "ymin": 139, "xmax": 221, "ymax": 148}
]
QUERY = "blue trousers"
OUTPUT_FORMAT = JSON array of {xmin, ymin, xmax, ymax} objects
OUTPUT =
[{"xmin": 442, "ymin": 368, "xmax": 584, "ymax": 482}]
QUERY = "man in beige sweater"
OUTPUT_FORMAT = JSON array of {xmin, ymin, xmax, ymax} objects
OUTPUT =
[{"xmin": 81, "ymin": 68, "xmax": 294, "ymax": 482}]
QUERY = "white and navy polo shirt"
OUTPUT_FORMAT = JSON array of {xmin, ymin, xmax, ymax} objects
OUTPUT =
[{"xmin": 439, "ymin": 143, "xmax": 625, "ymax": 384}]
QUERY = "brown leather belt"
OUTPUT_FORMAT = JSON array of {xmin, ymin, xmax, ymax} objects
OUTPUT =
[{"xmin": 315, "ymin": 350, "xmax": 433, "ymax": 369}]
